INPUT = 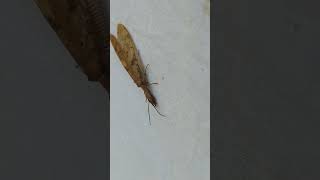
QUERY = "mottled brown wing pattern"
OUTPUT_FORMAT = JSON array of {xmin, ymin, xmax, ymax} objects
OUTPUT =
[
  {"xmin": 118, "ymin": 24, "xmax": 148, "ymax": 86},
  {"xmin": 109, "ymin": 34, "xmax": 130, "ymax": 73},
  {"xmin": 110, "ymin": 23, "xmax": 165, "ymax": 125},
  {"xmin": 110, "ymin": 24, "xmax": 147, "ymax": 87}
]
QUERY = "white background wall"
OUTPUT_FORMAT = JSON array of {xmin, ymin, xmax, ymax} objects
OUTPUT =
[{"xmin": 110, "ymin": 0, "xmax": 210, "ymax": 179}]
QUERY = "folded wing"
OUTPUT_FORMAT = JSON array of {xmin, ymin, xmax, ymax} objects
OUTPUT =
[{"xmin": 110, "ymin": 24, "xmax": 147, "ymax": 87}]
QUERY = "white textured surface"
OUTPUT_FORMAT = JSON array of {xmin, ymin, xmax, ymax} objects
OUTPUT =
[{"xmin": 110, "ymin": 0, "xmax": 210, "ymax": 180}]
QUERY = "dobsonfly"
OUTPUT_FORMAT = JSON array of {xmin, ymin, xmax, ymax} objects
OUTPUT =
[
  {"xmin": 34, "ymin": 0, "xmax": 109, "ymax": 93},
  {"xmin": 110, "ymin": 24, "xmax": 164, "ymax": 125}
]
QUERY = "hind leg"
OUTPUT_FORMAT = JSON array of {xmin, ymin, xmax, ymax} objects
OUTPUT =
[{"xmin": 143, "ymin": 64, "xmax": 159, "ymax": 86}]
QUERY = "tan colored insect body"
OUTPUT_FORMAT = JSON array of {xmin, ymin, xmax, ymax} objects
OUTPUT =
[{"xmin": 110, "ymin": 24, "xmax": 157, "ymax": 107}]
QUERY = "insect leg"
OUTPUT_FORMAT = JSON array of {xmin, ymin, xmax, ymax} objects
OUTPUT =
[
  {"xmin": 148, "ymin": 102, "xmax": 151, "ymax": 125},
  {"xmin": 148, "ymin": 82, "xmax": 159, "ymax": 86},
  {"xmin": 142, "ymin": 64, "xmax": 159, "ymax": 86},
  {"xmin": 144, "ymin": 64, "xmax": 150, "ymax": 76}
]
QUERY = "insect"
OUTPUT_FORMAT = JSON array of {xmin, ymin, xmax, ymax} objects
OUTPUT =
[
  {"xmin": 110, "ymin": 24, "xmax": 164, "ymax": 125},
  {"xmin": 34, "ymin": 0, "xmax": 109, "ymax": 93}
]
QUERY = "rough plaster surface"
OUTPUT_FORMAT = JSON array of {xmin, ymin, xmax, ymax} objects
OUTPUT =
[{"xmin": 110, "ymin": 0, "xmax": 210, "ymax": 179}]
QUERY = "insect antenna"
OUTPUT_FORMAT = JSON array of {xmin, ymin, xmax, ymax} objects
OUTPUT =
[
  {"xmin": 151, "ymin": 103, "xmax": 166, "ymax": 117},
  {"xmin": 146, "ymin": 101, "xmax": 164, "ymax": 126},
  {"xmin": 141, "ymin": 64, "xmax": 165, "ymax": 123}
]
